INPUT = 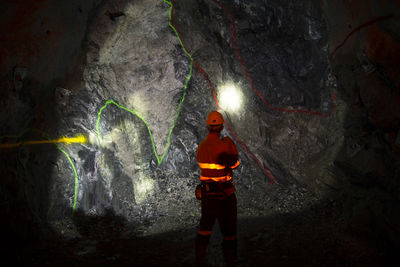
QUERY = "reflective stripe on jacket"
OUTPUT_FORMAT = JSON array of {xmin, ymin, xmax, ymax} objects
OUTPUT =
[{"xmin": 197, "ymin": 132, "xmax": 239, "ymax": 182}]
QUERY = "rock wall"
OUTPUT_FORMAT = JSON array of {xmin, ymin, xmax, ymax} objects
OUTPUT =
[
  {"xmin": 322, "ymin": 0, "xmax": 400, "ymax": 248},
  {"xmin": 0, "ymin": 0, "xmax": 104, "ymax": 244},
  {"xmin": 0, "ymin": 0, "xmax": 399, "ymax": 252},
  {"xmin": 172, "ymin": 0, "xmax": 347, "ymax": 194}
]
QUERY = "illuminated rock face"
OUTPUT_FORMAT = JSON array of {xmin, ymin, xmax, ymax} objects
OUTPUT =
[
  {"xmin": 0, "ymin": 0, "xmax": 341, "ymax": 234},
  {"xmin": 51, "ymin": 0, "xmax": 199, "ymax": 232},
  {"xmin": 170, "ymin": 0, "xmax": 345, "ymax": 193},
  {"xmin": 0, "ymin": 0, "xmax": 399, "ymax": 254},
  {"xmin": 70, "ymin": 0, "xmax": 340, "ymax": 232},
  {"xmin": 85, "ymin": 0, "xmax": 191, "ymax": 158}
]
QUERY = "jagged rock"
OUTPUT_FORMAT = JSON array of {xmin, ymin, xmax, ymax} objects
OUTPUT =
[{"xmin": 0, "ymin": 0, "xmax": 399, "ymax": 264}]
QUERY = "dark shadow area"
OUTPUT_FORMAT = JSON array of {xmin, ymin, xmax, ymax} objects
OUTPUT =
[
  {"xmin": 0, "ymin": 135, "xmax": 62, "ymax": 266},
  {"xmin": 237, "ymin": 200, "xmax": 397, "ymax": 267},
  {"xmin": 1, "ymin": 199, "xmax": 396, "ymax": 267}
]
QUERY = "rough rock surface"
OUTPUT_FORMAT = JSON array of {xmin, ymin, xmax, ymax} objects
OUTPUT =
[
  {"xmin": 56, "ymin": 0, "xmax": 344, "ymax": 233},
  {"xmin": 0, "ymin": 0, "xmax": 399, "ymax": 265},
  {"xmin": 322, "ymin": 0, "xmax": 400, "ymax": 252}
]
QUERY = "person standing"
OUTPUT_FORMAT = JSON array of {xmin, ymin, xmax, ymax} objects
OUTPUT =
[{"xmin": 195, "ymin": 110, "xmax": 240, "ymax": 267}]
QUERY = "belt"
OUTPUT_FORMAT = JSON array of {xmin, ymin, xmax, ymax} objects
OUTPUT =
[{"xmin": 201, "ymin": 180, "xmax": 235, "ymax": 196}]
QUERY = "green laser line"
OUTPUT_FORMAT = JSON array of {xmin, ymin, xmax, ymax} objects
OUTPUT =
[
  {"xmin": 96, "ymin": 100, "xmax": 161, "ymax": 161},
  {"xmin": 26, "ymin": 129, "xmax": 80, "ymax": 211},
  {"xmin": 96, "ymin": 0, "xmax": 193, "ymax": 165},
  {"xmin": 1, "ymin": 0, "xmax": 194, "ymax": 213},
  {"xmin": 55, "ymin": 144, "xmax": 79, "ymax": 211},
  {"xmin": 0, "ymin": 128, "xmax": 80, "ymax": 212}
]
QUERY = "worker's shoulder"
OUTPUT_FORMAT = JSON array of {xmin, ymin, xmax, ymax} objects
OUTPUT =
[{"xmin": 197, "ymin": 137, "xmax": 208, "ymax": 149}]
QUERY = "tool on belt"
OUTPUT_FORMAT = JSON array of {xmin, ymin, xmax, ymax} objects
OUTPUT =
[{"xmin": 195, "ymin": 181, "xmax": 235, "ymax": 200}]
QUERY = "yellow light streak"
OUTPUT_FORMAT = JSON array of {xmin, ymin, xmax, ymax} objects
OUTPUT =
[{"xmin": 0, "ymin": 134, "xmax": 87, "ymax": 148}]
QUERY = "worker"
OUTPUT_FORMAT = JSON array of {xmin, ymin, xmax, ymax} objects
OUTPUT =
[{"xmin": 195, "ymin": 110, "xmax": 240, "ymax": 267}]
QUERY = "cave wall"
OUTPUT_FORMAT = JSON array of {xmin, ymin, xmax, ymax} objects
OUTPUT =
[
  {"xmin": 0, "ymin": 0, "xmax": 104, "ymax": 243},
  {"xmin": 0, "ymin": 0, "xmax": 399, "ymax": 251},
  {"xmin": 172, "ymin": 0, "xmax": 347, "ymax": 195},
  {"xmin": 321, "ymin": 0, "xmax": 400, "ymax": 248}
]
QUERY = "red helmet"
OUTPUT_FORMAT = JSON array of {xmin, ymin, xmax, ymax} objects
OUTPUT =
[{"xmin": 206, "ymin": 110, "xmax": 224, "ymax": 125}]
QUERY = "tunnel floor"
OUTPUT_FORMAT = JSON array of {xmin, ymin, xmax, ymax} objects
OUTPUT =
[{"xmin": 6, "ymin": 199, "xmax": 396, "ymax": 267}]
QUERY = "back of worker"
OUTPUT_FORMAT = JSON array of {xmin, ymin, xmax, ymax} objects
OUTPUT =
[
  {"xmin": 195, "ymin": 110, "xmax": 239, "ymax": 267},
  {"xmin": 197, "ymin": 134, "xmax": 238, "ymax": 181}
]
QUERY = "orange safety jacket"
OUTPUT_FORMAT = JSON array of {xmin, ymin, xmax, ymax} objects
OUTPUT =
[{"xmin": 197, "ymin": 132, "xmax": 240, "ymax": 182}]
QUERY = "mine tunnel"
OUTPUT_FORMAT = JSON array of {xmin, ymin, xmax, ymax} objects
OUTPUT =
[{"xmin": 0, "ymin": 0, "xmax": 399, "ymax": 266}]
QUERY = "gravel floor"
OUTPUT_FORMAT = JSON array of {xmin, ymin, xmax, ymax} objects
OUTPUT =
[{"xmin": 4, "ymin": 197, "xmax": 396, "ymax": 267}]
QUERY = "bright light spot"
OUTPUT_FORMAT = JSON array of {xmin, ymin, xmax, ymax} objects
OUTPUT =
[
  {"xmin": 89, "ymin": 132, "xmax": 100, "ymax": 146},
  {"xmin": 218, "ymin": 82, "xmax": 243, "ymax": 112},
  {"xmin": 90, "ymin": 129, "xmax": 120, "ymax": 147},
  {"xmin": 134, "ymin": 177, "xmax": 155, "ymax": 203}
]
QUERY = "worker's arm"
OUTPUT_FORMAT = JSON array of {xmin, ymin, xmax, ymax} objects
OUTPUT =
[{"xmin": 220, "ymin": 137, "xmax": 240, "ymax": 169}]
